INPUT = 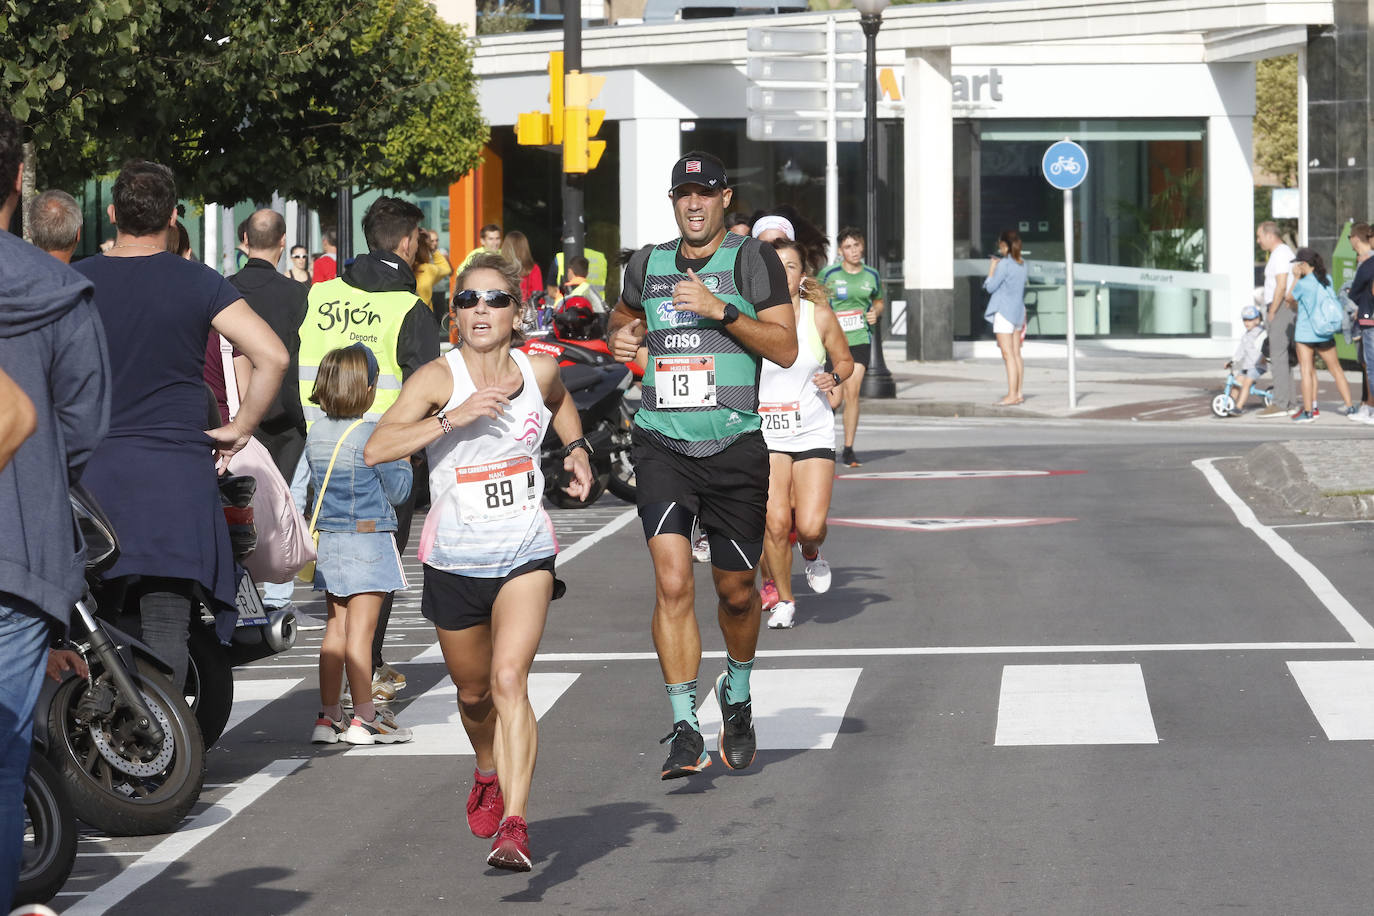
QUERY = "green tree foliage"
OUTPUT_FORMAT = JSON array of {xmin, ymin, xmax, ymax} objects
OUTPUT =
[
  {"xmin": 476, "ymin": 0, "xmax": 532, "ymax": 35},
  {"xmin": 1255, "ymin": 53, "xmax": 1297, "ymax": 187},
  {"xmin": 0, "ymin": 0, "xmax": 487, "ymax": 206}
]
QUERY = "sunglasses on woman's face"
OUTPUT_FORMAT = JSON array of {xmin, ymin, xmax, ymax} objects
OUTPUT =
[
  {"xmin": 291, "ymin": 254, "xmax": 306, "ymax": 259},
  {"xmin": 454, "ymin": 289, "xmax": 518, "ymax": 309}
]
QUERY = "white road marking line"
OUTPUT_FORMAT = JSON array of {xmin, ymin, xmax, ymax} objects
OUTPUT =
[
  {"xmin": 1194, "ymin": 457, "xmax": 1374, "ymax": 646},
  {"xmin": 1288, "ymin": 660, "xmax": 1374, "ymax": 740},
  {"xmin": 76, "ymin": 851, "xmax": 145, "ymax": 858},
  {"xmin": 838, "ymin": 470, "xmax": 1082, "ymax": 481},
  {"xmin": 556, "ymin": 506, "xmax": 639, "ymax": 564},
  {"xmin": 696, "ymin": 668, "xmax": 862, "ymax": 750},
  {"xmin": 62, "ymin": 758, "xmax": 309, "ymax": 915},
  {"xmin": 994, "ymin": 663, "xmax": 1159, "ymax": 746},
  {"xmin": 349, "ymin": 673, "xmax": 579, "ymax": 756},
  {"xmin": 1136, "ymin": 403, "xmax": 1192, "ymax": 418},
  {"xmin": 220, "ymin": 679, "xmax": 303, "ymax": 738},
  {"xmin": 830, "ymin": 516, "xmax": 1075, "ymax": 532},
  {"xmin": 1271, "ymin": 519, "xmax": 1374, "ymax": 529}
]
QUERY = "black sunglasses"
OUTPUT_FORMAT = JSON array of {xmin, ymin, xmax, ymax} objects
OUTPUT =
[{"xmin": 454, "ymin": 289, "xmax": 518, "ymax": 309}]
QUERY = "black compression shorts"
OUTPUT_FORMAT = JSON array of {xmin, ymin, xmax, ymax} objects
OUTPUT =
[{"xmin": 632, "ymin": 427, "xmax": 768, "ymax": 571}]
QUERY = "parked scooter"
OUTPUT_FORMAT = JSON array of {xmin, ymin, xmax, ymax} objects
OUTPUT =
[{"xmin": 34, "ymin": 484, "xmax": 206, "ymax": 837}]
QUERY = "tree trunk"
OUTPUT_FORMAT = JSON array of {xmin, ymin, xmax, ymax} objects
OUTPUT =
[{"xmin": 20, "ymin": 141, "xmax": 36, "ymax": 243}]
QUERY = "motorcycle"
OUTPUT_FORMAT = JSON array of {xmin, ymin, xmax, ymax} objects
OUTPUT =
[
  {"xmin": 34, "ymin": 484, "xmax": 206, "ymax": 837},
  {"xmin": 15, "ymin": 751, "xmax": 76, "ymax": 905},
  {"xmin": 521, "ymin": 333, "xmax": 637, "ymax": 508}
]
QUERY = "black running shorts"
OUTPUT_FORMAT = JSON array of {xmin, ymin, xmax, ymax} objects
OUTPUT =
[
  {"xmin": 632, "ymin": 427, "xmax": 768, "ymax": 566},
  {"xmin": 421, "ymin": 556, "xmax": 560, "ymax": 632}
]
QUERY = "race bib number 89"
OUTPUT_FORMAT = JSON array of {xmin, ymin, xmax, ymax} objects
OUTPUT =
[
  {"xmin": 655, "ymin": 355, "xmax": 717, "ymax": 408},
  {"xmin": 456, "ymin": 457, "xmax": 539, "ymax": 523}
]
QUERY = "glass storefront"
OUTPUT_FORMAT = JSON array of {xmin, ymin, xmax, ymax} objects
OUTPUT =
[{"xmin": 955, "ymin": 118, "xmax": 1209, "ymax": 339}]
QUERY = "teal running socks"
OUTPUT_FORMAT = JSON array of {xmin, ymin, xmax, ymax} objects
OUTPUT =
[
  {"xmin": 725, "ymin": 655, "xmax": 754, "ymax": 705},
  {"xmin": 666, "ymin": 680, "xmax": 699, "ymax": 730}
]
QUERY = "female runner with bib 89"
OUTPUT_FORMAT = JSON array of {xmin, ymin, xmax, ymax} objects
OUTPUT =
[
  {"xmin": 758, "ymin": 239, "xmax": 853, "ymax": 629},
  {"xmin": 364, "ymin": 252, "xmax": 593, "ymax": 872}
]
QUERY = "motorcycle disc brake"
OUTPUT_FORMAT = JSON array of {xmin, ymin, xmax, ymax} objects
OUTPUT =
[{"xmin": 87, "ymin": 686, "xmax": 176, "ymax": 778}]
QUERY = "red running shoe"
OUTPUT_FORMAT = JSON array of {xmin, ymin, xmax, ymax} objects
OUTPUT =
[
  {"xmin": 760, "ymin": 578, "xmax": 780, "ymax": 611},
  {"xmin": 466, "ymin": 770, "xmax": 504, "ymax": 838},
  {"xmin": 487, "ymin": 816, "xmax": 532, "ymax": 872}
]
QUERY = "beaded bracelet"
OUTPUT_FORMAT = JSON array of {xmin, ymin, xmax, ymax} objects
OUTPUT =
[{"xmin": 437, "ymin": 412, "xmax": 453, "ymax": 434}]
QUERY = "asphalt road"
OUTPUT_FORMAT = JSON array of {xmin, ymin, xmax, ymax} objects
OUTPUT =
[{"xmin": 49, "ymin": 416, "xmax": 1374, "ymax": 915}]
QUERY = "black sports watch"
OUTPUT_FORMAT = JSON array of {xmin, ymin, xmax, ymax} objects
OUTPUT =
[
  {"xmin": 831, "ymin": 371, "xmax": 843, "ymax": 388},
  {"xmin": 720, "ymin": 303, "xmax": 740, "ymax": 325},
  {"xmin": 563, "ymin": 437, "xmax": 594, "ymax": 457}
]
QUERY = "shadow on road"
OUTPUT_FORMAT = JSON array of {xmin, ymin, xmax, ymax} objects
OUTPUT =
[
  {"xmin": 121, "ymin": 863, "xmax": 312, "ymax": 913},
  {"xmin": 498, "ymin": 802, "xmax": 679, "ymax": 902},
  {"xmin": 788, "ymin": 566, "xmax": 888, "ymax": 625}
]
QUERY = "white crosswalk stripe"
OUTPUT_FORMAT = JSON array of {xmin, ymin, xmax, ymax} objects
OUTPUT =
[
  {"xmin": 1288, "ymin": 660, "xmax": 1374, "ymax": 740},
  {"xmin": 994, "ymin": 663, "xmax": 1159, "ymax": 746},
  {"xmin": 349, "ymin": 672, "xmax": 580, "ymax": 756}
]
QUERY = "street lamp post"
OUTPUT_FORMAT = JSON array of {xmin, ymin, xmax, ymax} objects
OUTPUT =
[{"xmin": 854, "ymin": 0, "xmax": 896, "ymax": 398}]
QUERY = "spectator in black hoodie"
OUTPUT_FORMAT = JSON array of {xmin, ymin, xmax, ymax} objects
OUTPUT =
[{"xmin": 0, "ymin": 108, "xmax": 110, "ymax": 908}]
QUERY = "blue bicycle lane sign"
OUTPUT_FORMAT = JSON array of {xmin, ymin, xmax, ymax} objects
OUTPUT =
[{"xmin": 1042, "ymin": 140, "xmax": 1089, "ymax": 190}]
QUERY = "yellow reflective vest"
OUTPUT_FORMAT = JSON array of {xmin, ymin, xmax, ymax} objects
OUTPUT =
[{"xmin": 298, "ymin": 278, "xmax": 415, "ymax": 427}]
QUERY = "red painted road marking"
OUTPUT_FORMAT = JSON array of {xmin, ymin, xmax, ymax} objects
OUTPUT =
[
  {"xmin": 829, "ymin": 517, "xmax": 1076, "ymax": 531},
  {"xmin": 838, "ymin": 470, "xmax": 1084, "ymax": 481}
]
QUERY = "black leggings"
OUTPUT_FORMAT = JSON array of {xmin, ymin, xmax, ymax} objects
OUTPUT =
[{"xmin": 104, "ymin": 576, "xmax": 197, "ymax": 690}]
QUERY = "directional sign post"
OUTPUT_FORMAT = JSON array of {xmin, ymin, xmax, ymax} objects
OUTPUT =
[
  {"xmin": 1041, "ymin": 139, "xmax": 1089, "ymax": 410},
  {"xmin": 747, "ymin": 22, "xmax": 864, "ymax": 247}
]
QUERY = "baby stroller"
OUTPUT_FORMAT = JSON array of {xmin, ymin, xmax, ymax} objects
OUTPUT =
[{"xmin": 1211, "ymin": 369, "xmax": 1275, "ymax": 417}]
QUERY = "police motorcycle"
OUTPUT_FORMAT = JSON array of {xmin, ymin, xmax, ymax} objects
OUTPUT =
[
  {"xmin": 518, "ymin": 294, "xmax": 637, "ymax": 507},
  {"xmin": 32, "ymin": 484, "xmax": 206, "ymax": 839}
]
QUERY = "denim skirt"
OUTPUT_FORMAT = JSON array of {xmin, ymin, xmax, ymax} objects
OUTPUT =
[{"xmin": 315, "ymin": 531, "xmax": 409, "ymax": 598}]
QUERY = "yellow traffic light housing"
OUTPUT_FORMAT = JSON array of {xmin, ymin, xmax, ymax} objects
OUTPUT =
[
  {"xmin": 562, "ymin": 70, "xmax": 606, "ymax": 174},
  {"xmin": 516, "ymin": 111, "xmax": 550, "ymax": 146},
  {"xmin": 549, "ymin": 51, "xmax": 564, "ymax": 144}
]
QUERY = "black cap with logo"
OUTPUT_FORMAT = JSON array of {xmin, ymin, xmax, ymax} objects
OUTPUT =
[{"xmin": 670, "ymin": 153, "xmax": 729, "ymax": 193}]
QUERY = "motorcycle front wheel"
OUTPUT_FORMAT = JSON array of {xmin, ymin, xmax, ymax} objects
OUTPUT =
[
  {"xmin": 607, "ymin": 399, "xmax": 637, "ymax": 503},
  {"xmin": 47, "ymin": 656, "xmax": 206, "ymax": 836},
  {"xmin": 15, "ymin": 752, "xmax": 77, "ymax": 905}
]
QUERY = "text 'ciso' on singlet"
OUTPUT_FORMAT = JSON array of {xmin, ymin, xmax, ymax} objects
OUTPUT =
[
  {"xmin": 758, "ymin": 299, "xmax": 834, "ymax": 453},
  {"xmin": 418, "ymin": 348, "xmax": 557, "ymax": 576},
  {"xmin": 636, "ymin": 232, "xmax": 763, "ymax": 458}
]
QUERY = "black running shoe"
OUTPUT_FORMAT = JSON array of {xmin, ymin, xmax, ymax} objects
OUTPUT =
[
  {"xmin": 714, "ymin": 672, "xmax": 757, "ymax": 770},
  {"xmin": 841, "ymin": 446, "xmax": 861, "ymax": 468},
  {"xmin": 660, "ymin": 720, "xmax": 711, "ymax": 780}
]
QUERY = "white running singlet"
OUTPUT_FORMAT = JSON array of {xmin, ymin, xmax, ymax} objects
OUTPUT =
[
  {"xmin": 758, "ymin": 299, "xmax": 834, "ymax": 453},
  {"xmin": 418, "ymin": 348, "xmax": 557, "ymax": 576}
]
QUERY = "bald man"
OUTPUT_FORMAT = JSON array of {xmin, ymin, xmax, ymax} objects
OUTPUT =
[{"xmin": 26, "ymin": 190, "xmax": 82, "ymax": 263}]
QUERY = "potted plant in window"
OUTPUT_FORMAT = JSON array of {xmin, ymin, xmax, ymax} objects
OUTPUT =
[{"xmin": 1117, "ymin": 167, "xmax": 1205, "ymax": 334}]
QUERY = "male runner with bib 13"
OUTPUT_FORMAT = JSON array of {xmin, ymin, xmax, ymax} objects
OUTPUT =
[{"xmin": 608, "ymin": 152, "xmax": 797, "ymax": 779}]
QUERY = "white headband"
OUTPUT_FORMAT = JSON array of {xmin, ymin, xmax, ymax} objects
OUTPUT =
[{"xmin": 751, "ymin": 215, "xmax": 795, "ymax": 241}]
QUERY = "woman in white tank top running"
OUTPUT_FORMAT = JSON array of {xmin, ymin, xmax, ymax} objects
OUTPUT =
[
  {"xmin": 757, "ymin": 239, "xmax": 854, "ymax": 630},
  {"xmin": 365, "ymin": 253, "xmax": 592, "ymax": 873}
]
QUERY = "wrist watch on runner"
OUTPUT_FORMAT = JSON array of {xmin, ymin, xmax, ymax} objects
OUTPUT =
[
  {"xmin": 831, "ymin": 371, "xmax": 842, "ymax": 388},
  {"xmin": 564, "ymin": 437, "xmax": 594, "ymax": 457},
  {"xmin": 720, "ymin": 303, "xmax": 740, "ymax": 325}
]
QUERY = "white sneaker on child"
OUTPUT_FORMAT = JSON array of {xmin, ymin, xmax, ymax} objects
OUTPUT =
[
  {"xmin": 342, "ymin": 708, "xmax": 413, "ymax": 745},
  {"xmin": 767, "ymin": 601, "xmax": 796, "ymax": 629}
]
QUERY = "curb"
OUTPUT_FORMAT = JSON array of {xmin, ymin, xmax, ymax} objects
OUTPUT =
[
  {"xmin": 859, "ymin": 399, "xmax": 1050, "ymax": 419},
  {"xmin": 1243, "ymin": 441, "xmax": 1374, "ymax": 519}
]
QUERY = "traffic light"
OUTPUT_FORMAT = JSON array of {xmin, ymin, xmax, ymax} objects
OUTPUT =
[
  {"xmin": 562, "ymin": 70, "xmax": 606, "ymax": 174},
  {"xmin": 515, "ymin": 52, "xmax": 564, "ymax": 147}
]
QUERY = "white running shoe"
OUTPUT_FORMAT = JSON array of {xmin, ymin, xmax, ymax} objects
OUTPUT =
[
  {"xmin": 691, "ymin": 528, "xmax": 711, "ymax": 563},
  {"xmin": 342, "ymin": 708, "xmax": 413, "ymax": 745},
  {"xmin": 803, "ymin": 553, "xmax": 832, "ymax": 593},
  {"xmin": 767, "ymin": 600, "xmax": 796, "ymax": 629}
]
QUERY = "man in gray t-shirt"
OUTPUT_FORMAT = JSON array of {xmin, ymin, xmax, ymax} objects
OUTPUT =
[{"xmin": 1256, "ymin": 221, "xmax": 1296, "ymax": 416}]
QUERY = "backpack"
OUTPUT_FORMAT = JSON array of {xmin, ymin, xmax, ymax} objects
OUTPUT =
[{"xmin": 1312, "ymin": 281, "xmax": 1344, "ymax": 339}]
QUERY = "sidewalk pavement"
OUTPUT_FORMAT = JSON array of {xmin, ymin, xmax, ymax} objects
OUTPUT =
[{"xmin": 871, "ymin": 343, "xmax": 1368, "ymax": 423}]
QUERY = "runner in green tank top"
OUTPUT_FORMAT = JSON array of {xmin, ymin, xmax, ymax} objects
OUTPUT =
[
  {"xmin": 817, "ymin": 227, "xmax": 885, "ymax": 467},
  {"xmin": 607, "ymin": 152, "xmax": 797, "ymax": 781}
]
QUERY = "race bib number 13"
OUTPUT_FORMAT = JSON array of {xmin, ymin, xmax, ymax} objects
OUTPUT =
[
  {"xmin": 655, "ymin": 355, "xmax": 717, "ymax": 408},
  {"xmin": 455, "ymin": 457, "xmax": 539, "ymax": 523}
]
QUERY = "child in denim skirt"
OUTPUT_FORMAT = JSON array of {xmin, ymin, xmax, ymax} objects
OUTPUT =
[{"xmin": 306, "ymin": 344, "xmax": 414, "ymax": 746}]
